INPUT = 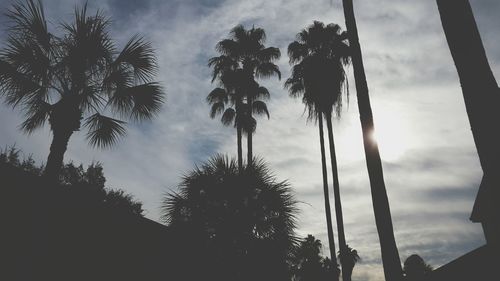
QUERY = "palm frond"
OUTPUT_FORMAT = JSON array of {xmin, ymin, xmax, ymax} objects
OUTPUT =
[
  {"xmin": 255, "ymin": 62, "xmax": 281, "ymax": 80},
  {"xmin": 6, "ymin": 0, "xmax": 51, "ymax": 51},
  {"xmin": 209, "ymin": 102, "xmax": 225, "ymax": 119},
  {"xmin": 128, "ymin": 82, "xmax": 164, "ymax": 121},
  {"xmin": 216, "ymin": 39, "xmax": 240, "ymax": 57},
  {"xmin": 206, "ymin": 87, "xmax": 228, "ymax": 104},
  {"xmin": 252, "ymin": 100, "xmax": 270, "ymax": 119},
  {"xmin": 114, "ymin": 35, "xmax": 157, "ymax": 82},
  {"xmin": 255, "ymin": 86, "xmax": 270, "ymax": 100},
  {"xmin": 208, "ymin": 55, "xmax": 238, "ymax": 82},
  {"xmin": 220, "ymin": 108, "xmax": 236, "ymax": 126},
  {"xmin": 257, "ymin": 47, "xmax": 280, "ymax": 63},
  {"xmin": 61, "ymin": 5, "xmax": 114, "ymax": 80},
  {"xmin": 84, "ymin": 113, "xmax": 126, "ymax": 148},
  {"xmin": 19, "ymin": 99, "xmax": 52, "ymax": 134}
]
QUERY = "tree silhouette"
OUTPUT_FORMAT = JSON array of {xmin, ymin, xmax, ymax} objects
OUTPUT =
[
  {"xmin": 0, "ymin": 0, "xmax": 165, "ymax": 182},
  {"xmin": 403, "ymin": 254, "xmax": 432, "ymax": 281},
  {"xmin": 286, "ymin": 21, "xmax": 351, "ymax": 280},
  {"xmin": 290, "ymin": 235, "xmax": 342, "ymax": 281},
  {"xmin": 162, "ymin": 155, "xmax": 298, "ymax": 281},
  {"xmin": 437, "ymin": 0, "xmax": 500, "ymax": 248},
  {"xmin": 0, "ymin": 146, "xmax": 144, "ymax": 216},
  {"xmin": 340, "ymin": 1, "xmax": 403, "ymax": 280},
  {"xmin": 208, "ymin": 25, "xmax": 280, "ymax": 168},
  {"xmin": 338, "ymin": 245, "xmax": 361, "ymax": 281}
]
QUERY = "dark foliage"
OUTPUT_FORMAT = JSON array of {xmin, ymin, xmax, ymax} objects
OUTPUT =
[
  {"xmin": 162, "ymin": 155, "xmax": 298, "ymax": 281},
  {"xmin": 0, "ymin": 145, "xmax": 143, "ymax": 216},
  {"xmin": 403, "ymin": 254, "xmax": 432, "ymax": 281},
  {"xmin": 290, "ymin": 235, "xmax": 340, "ymax": 281}
]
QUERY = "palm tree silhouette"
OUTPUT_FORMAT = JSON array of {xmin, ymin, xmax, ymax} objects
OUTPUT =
[
  {"xmin": 286, "ymin": 21, "xmax": 353, "ymax": 281},
  {"xmin": 0, "ymin": 0, "xmax": 164, "ymax": 182},
  {"xmin": 340, "ymin": 2, "xmax": 403, "ymax": 280},
  {"xmin": 162, "ymin": 155, "xmax": 298, "ymax": 281},
  {"xmin": 207, "ymin": 78, "xmax": 271, "ymax": 168},
  {"xmin": 286, "ymin": 20, "xmax": 351, "ymax": 281},
  {"xmin": 338, "ymin": 245, "xmax": 361, "ymax": 281},
  {"xmin": 208, "ymin": 25, "xmax": 280, "ymax": 168}
]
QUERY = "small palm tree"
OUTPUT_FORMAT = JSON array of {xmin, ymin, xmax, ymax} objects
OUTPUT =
[
  {"xmin": 162, "ymin": 155, "xmax": 298, "ymax": 281},
  {"xmin": 208, "ymin": 25, "xmax": 280, "ymax": 168},
  {"xmin": 0, "ymin": 0, "xmax": 165, "ymax": 181},
  {"xmin": 338, "ymin": 245, "xmax": 360, "ymax": 281},
  {"xmin": 286, "ymin": 21, "xmax": 350, "ymax": 280}
]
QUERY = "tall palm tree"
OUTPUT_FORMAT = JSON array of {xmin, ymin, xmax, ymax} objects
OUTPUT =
[
  {"xmin": 286, "ymin": 21, "xmax": 354, "ymax": 281},
  {"xmin": 0, "ymin": 0, "xmax": 164, "ymax": 182},
  {"xmin": 209, "ymin": 25, "xmax": 280, "ymax": 167},
  {"xmin": 436, "ymin": 0, "xmax": 500, "ymax": 248},
  {"xmin": 341, "ymin": 1, "xmax": 402, "ymax": 280}
]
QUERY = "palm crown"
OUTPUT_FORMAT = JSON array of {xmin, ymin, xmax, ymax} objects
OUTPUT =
[
  {"xmin": 0, "ymin": 0, "xmax": 164, "ymax": 180},
  {"xmin": 208, "ymin": 25, "xmax": 280, "ymax": 132},
  {"xmin": 0, "ymin": 1, "xmax": 164, "ymax": 147},
  {"xmin": 285, "ymin": 21, "xmax": 350, "ymax": 120}
]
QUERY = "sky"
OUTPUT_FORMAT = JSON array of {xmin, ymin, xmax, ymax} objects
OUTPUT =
[{"xmin": 1, "ymin": 0, "xmax": 499, "ymax": 280}]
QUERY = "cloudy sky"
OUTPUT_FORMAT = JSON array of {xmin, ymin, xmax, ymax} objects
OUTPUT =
[{"xmin": 1, "ymin": 0, "xmax": 498, "ymax": 280}]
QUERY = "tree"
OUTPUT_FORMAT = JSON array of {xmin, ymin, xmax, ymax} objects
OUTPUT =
[
  {"xmin": 341, "ymin": 1, "xmax": 403, "ymax": 280},
  {"xmin": 338, "ymin": 245, "xmax": 360, "ymax": 281},
  {"xmin": 286, "ymin": 21, "xmax": 350, "ymax": 280},
  {"xmin": 208, "ymin": 25, "xmax": 280, "ymax": 168},
  {"xmin": 207, "ymin": 77, "xmax": 271, "ymax": 168},
  {"xmin": 403, "ymin": 254, "xmax": 432, "ymax": 281},
  {"xmin": 0, "ymin": 146, "xmax": 144, "ymax": 216},
  {"xmin": 436, "ymin": 0, "xmax": 500, "ymax": 250},
  {"xmin": 162, "ymin": 155, "xmax": 298, "ymax": 281},
  {"xmin": 291, "ymin": 235, "xmax": 342, "ymax": 281},
  {"xmin": 0, "ymin": 0, "xmax": 165, "ymax": 182}
]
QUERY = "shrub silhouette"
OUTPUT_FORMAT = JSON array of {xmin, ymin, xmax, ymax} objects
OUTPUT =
[{"xmin": 162, "ymin": 155, "xmax": 298, "ymax": 281}]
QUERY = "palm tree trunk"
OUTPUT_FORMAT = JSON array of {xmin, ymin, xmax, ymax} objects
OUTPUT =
[
  {"xmin": 437, "ymin": 0, "xmax": 500, "ymax": 250},
  {"xmin": 236, "ymin": 98, "xmax": 243, "ymax": 171},
  {"xmin": 318, "ymin": 113, "xmax": 339, "ymax": 281},
  {"xmin": 325, "ymin": 115, "xmax": 349, "ymax": 281},
  {"xmin": 341, "ymin": 1, "xmax": 403, "ymax": 280},
  {"xmin": 247, "ymin": 96, "xmax": 253, "ymax": 167},
  {"xmin": 44, "ymin": 129, "xmax": 73, "ymax": 182}
]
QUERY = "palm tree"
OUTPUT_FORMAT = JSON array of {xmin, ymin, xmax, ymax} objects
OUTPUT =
[
  {"xmin": 340, "ymin": 1, "xmax": 403, "ymax": 280},
  {"xmin": 0, "ymin": 0, "xmax": 164, "ymax": 182},
  {"xmin": 209, "ymin": 25, "xmax": 280, "ymax": 168},
  {"xmin": 436, "ymin": 0, "xmax": 500, "ymax": 246},
  {"xmin": 338, "ymin": 245, "xmax": 360, "ymax": 281},
  {"xmin": 286, "ymin": 21, "xmax": 350, "ymax": 281},
  {"xmin": 162, "ymin": 155, "xmax": 298, "ymax": 281},
  {"xmin": 291, "ymin": 235, "xmax": 325, "ymax": 281},
  {"xmin": 207, "ymin": 78, "xmax": 271, "ymax": 168}
]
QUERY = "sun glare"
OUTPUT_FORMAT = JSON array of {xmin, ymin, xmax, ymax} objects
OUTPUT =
[{"xmin": 371, "ymin": 112, "xmax": 411, "ymax": 162}]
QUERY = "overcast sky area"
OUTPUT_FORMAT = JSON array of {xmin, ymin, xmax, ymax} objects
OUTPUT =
[{"xmin": 1, "ymin": 0, "xmax": 499, "ymax": 280}]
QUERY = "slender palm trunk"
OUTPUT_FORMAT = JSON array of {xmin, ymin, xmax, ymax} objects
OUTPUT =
[
  {"xmin": 437, "ymin": 0, "xmax": 500, "ymax": 250},
  {"xmin": 341, "ymin": 1, "xmax": 402, "ymax": 280},
  {"xmin": 325, "ymin": 115, "xmax": 349, "ymax": 281},
  {"xmin": 318, "ymin": 113, "xmax": 339, "ymax": 281},
  {"xmin": 44, "ymin": 129, "xmax": 73, "ymax": 182},
  {"xmin": 236, "ymin": 99, "xmax": 243, "ymax": 171},
  {"xmin": 247, "ymin": 96, "xmax": 253, "ymax": 167}
]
